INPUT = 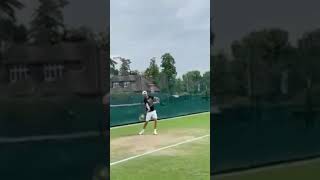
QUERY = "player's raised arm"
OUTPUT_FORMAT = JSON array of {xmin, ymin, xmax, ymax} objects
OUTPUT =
[{"xmin": 154, "ymin": 97, "xmax": 160, "ymax": 104}]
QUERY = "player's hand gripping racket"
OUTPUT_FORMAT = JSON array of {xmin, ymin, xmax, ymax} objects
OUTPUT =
[{"xmin": 154, "ymin": 97, "xmax": 160, "ymax": 104}]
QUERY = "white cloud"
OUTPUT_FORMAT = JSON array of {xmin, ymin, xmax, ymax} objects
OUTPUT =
[
  {"xmin": 111, "ymin": 0, "xmax": 210, "ymax": 75},
  {"xmin": 175, "ymin": 0, "xmax": 210, "ymax": 31}
]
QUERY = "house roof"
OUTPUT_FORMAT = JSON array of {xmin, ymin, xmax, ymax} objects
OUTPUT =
[
  {"xmin": 111, "ymin": 75, "xmax": 160, "ymax": 92},
  {"xmin": 3, "ymin": 41, "xmax": 97, "ymax": 64},
  {"xmin": 140, "ymin": 76, "xmax": 160, "ymax": 92},
  {"xmin": 111, "ymin": 75, "xmax": 139, "ymax": 82}
]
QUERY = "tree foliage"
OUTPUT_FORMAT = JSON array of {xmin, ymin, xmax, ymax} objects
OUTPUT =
[
  {"xmin": 298, "ymin": 29, "xmax": 320, "ymax": 88},
  {"xmin": 160, "ymin": 53, "xmax": 177, "ymax": 93},
  {"xmin": 119, "ymin": 57, "xmax": 131, "ymax": 76},
  {"xmin": 0, "ymin": 0, "xmax": 24, "ymax": 21},
  {"xmin": 30, "ymin": 0, "xmax": 69, "ymax": 44},
  {"xmin": 144, "ymin": 57, "xmax": 160, "ymax": 82},
  {"xmin": 202, "ymin": 71, "xmax": 210, "ymax": 95},
  {"xmin": 230, "ymin": 28, "xmax": 291, "ymax": 97},
  {"xmin": 63, "ymin": 26, "xmax": 95, "ymax": 42},
  {"xmin": 182, "ymin": 71, "xmax": 202, "ymax": 94},
  {"xmin": 110, "ymin": 58, "xmax": 118, "ymax": 76}
]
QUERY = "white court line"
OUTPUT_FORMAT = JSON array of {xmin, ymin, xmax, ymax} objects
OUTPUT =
[
  {"xmin": 110, "ymin": 134, "xmax": 210, "ymax": 166},
  {"xmin": 110, "ymin": 112, "xmax": 210, "ymax": 130}
]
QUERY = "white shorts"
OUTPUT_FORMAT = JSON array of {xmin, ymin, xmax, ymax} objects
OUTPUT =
[{"xmin": 145, "ymin": 110, "xmax": 158, "ymax": 121}]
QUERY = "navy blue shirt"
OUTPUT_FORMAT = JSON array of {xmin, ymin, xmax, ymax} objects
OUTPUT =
[{"xmin": 144, "ymin": 95, "xmax": 155, "ymax": 112}]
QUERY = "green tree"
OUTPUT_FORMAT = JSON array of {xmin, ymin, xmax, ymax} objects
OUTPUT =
[
  {"xmin": 202, "ymin": 71, "xmax": 210, "ymax": 95},
  {"xmin": 0, "ymin": 0, "xmax": 24, "ymax": 58},
  {"xmin": 0, "ymin": 0, "xmax": 24, "ymax": 21},
  {"xmin": 119, "ymin": 57, "xmax": 131, "ymax": 76},
  {"xmin": 182, "ymin": 71, "xmax": 202, "ymax": 94},
  {"xmin": 30, "ymin": 0, "xmax": 68, "ymax": 44},
  {"xmin": 229, "ymin": 58, "xmax": 247, "ymax": 96},
  {"xmin": 173, "ymin": 78, "xmax": 184, "ymax": 94},
  {"xmin": 297, "ymin": 29, "xmax": 320, "ymax": 127},
  {"xmin": 144, "ymin": 57, "xmax": 160, "ymax": 82},
  {"xmin": 110, "ymin": 58, "xmax": 118, "ymax": 76},
  {"xmin": 12, "ymin": 23, "xmax": 28, "ymax": 43},
  {"xmin": 160, "ymin": 53, "xmax": 177, "ymax": 93},
  {"xmin": 63, "ymin": 26, "xmax": 95, "ymax": 42},
  {"xmin": 158, "ymin": 71, "xmax": 169, "ymax": 92},
  {"xmin": 231, "ymin": 28, "xmax": 291, "ymax": 98},
  {"xmin": 0, "ymin": 20, "xmax": 27, "ymax": 43},
  {"xmin": 96, "ymin": 31, "xmax": 109, "ymax": 48},
  {"xmin": 212, "ymin": 52, "xmax": 229, "ymax": 96},
  {"xmin": 298, "ymin": 29, "xmax": 320, "ymax": 87}
]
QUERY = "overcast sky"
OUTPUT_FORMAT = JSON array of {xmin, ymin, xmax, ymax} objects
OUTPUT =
[
  {"xmin": 111, "ymin": 0, "xmax": 210, "ymax": 77},
  {"xmin": 213, "ymin": 0, "xmax": 320, "ymax": 54}
]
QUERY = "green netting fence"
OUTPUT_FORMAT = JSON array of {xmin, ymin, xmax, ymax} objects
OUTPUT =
[
  {"xmin": 0, "ymin": 97, "xmax": 105, "ymax": 137},
  {"xmin": 110, "ymin": 93, "xmax": 210, "ymax": 127},
  {"xmin": 0, "ymin": 96, "xmax": 107, "ymax": 180},
  {"xmin": 212, "ymin": 104, "xmax": 320, "ymax": 174}
]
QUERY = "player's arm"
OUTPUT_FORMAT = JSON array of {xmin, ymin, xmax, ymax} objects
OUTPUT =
[
  {"xmin": 149, "ymin": 95, "xmax": 158, "ymax": 103},
  {"xmin": 145, "ymin": 102, "xmax": 151, "ymax": 112},
  {"xmin": 154, "ymin": 96, "xmax": 160, "ymax": 104}
]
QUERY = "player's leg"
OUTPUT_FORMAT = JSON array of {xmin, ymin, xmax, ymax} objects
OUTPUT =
[
  {"xmin": 143, "ymin": 121, "xmax": 148, "ymax": 129},
  {"xmin": 153, "ymin": 118, "xmax": 158, "ymax": 135},
  {"xmin": 138, "ymin": 121, "xmax": 148, "ymax": 135},
  {"xmin": 153, "ymin": 111, "xmax": 158, "ymax": 135},
  {"xmin": 139, "ymin": 112, "xmax": 150, "ymax": 135}
]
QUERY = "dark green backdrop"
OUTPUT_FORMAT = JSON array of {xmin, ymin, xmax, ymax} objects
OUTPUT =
[{"xmin": 110, "ymin": 93, "xmax": 210, "ymax": 127}]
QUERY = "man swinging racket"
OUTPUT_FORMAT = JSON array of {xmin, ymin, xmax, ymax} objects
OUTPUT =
[{"xmin": 139, "ymin": 90, "xmax": 159, "ymax": 135}]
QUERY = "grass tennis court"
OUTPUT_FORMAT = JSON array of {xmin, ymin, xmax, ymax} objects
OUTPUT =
[
  {"xmin": 214, "ymin": 158, "xmax": 320, "ymax": 180},
  {"xmin": 110, "ymin": 112, "xmax": 210, "ymax": 180}
]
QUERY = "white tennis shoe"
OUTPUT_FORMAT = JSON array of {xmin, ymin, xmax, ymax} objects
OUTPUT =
[{"xmin": 138, "ymin": 129, "xmax": 144, "ymax": 135}]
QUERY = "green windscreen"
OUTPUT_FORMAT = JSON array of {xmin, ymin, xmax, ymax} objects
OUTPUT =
[{"xmin": 110, "ymin": 93, "xmax": 210, "ymax": 127}]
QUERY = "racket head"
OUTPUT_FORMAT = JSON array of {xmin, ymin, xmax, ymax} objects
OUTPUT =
[
  {"xmin": 139, "ymin": 113, "xmax": 145, "ymax": 121},
  {"xmin": 154, "ymin": 97, "xmax": 160, "ymax": 103}
]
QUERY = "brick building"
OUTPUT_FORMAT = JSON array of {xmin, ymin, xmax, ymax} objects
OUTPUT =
[{"xmin": 0, "ymin": 41, "xmax": 108, "ymax": 97}]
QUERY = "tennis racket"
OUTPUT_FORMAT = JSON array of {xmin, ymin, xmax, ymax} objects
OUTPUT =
[
  {"xmin": 139, "ymin": 113, "xmax": 145, "ymax": 121},
  {"xmin": 138, "ymin": 98, "xmax": 146, "ymax": 121},
  {"xmin": 154, "ymin": 97, "xmax": 160, "ymax": 104}
]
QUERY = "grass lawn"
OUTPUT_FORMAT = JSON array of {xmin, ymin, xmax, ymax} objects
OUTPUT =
[{"xmin": 110, "ymin": 112, "xmax": 210, "ymax": 180}]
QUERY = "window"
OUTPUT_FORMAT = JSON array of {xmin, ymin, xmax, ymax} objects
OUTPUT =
[
  {"xmin": 9, "ymin": 65, "xmax": 30, "ymax": 83},
  {"xmin": 44, "ymin": 64, "xmax": 64, "ymax": 82},
  {"xmin": 113, "ymin": 82, "xmax": 120, "ymax": 88},
  {"xmin": 124, "ymin": 81, "xmax": 130, "ymax": 88}
]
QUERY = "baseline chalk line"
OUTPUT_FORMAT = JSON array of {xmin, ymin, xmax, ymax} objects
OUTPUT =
[{"xmin": 110, "ymin": 134, "xmax": 210, "ymax": 166}]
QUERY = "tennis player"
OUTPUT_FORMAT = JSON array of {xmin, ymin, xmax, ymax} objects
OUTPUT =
[{"xmin": 138, "ymin": 90, "xmax": 159, "ymax": 135}]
